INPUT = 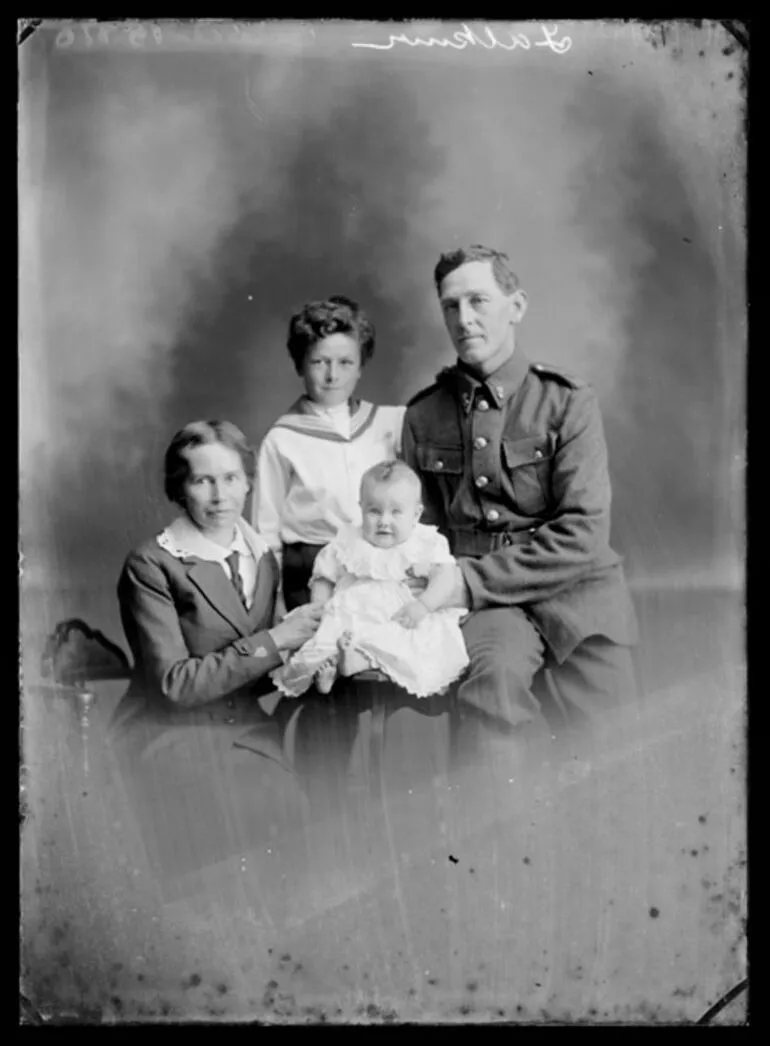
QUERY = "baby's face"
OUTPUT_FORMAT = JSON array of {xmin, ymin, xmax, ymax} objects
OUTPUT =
[{"xmin": 360, "ymin": 479, "xmax": 422, "ymax": 549}]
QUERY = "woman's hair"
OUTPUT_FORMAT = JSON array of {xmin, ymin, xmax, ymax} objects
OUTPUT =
[
  {"xmin": 163, "ymin": 420, "xmax": 255, "ymax": 505},
  {"xmin": 433, "ymin": 244, "xmax": 520, "ymax": 295},
  {"xmin": 286, "ymin": 295, "xmax": 376, "ymax": 374},
  {"xmin": 360, "ymin": 459, "xmax": 422, "ymax": 501}
]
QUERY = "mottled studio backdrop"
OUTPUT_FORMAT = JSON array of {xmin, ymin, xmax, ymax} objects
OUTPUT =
[{"xmin": 20, "ymin": 19, "xmax": 745, "ymax": 661}]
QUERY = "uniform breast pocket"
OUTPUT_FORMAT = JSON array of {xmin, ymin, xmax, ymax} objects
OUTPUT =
[
  {"xmin": 502, "ymin": 434, "xmax": 555, "ymax": 516},
  {"xmin": 415, "ymin": 444, "xmax": 464, "ymax": 499},
  {"xmin": 416, "ymin": 444, "xmax": 464, "ymax": 476}
]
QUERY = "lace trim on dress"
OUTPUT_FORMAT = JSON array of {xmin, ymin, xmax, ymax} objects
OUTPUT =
[{"xmin": 330, "ymin": 524, "xmax": 446, "ymax": 582}]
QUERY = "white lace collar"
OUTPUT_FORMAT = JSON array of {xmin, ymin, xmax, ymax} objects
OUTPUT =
[
  {"xmin": 333, "ymin": 522, "xmax": 441, "ymax": 581},
  {"xmin": 156, "ymin": 515, "xmax": 270, "ymax": 564}
]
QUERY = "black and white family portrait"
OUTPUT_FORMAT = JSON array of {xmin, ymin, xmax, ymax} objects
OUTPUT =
[{"xmin": 19, "ymin": 18, "xmax": 747, "ymax": 1026}]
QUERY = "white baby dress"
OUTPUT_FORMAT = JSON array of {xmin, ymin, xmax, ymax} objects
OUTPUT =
[{"xmin": 271, "ymin": 523, "xmax": 469, "ymax": 699}]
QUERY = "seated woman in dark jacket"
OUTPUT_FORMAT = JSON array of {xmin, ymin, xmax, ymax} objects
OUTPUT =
[
  {"xmin": 110, "ymin": 420, "xmax": 322, "ymax": 882},
  {"xmin": 116, "ymin": 419, "xmax": 321, "ymax": 719}
]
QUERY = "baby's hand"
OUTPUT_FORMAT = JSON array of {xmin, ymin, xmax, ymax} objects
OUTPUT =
[
  {"xmin": 403, "ymin": 568, "xmax": 429, "ymax": 598},
  {"xmin": 391, "ymin": 599, "xmax": 429, "ymax": 630}
]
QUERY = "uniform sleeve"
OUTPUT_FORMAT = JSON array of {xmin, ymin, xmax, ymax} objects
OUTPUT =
[
  {"xmin": 402, "ymin": 413, "xmax": 445, "ymax": 528},
  {"xmin": 253, "ymin": 430, "xmax": 289, "ymax": 567},
  {"xmin": 310, "ymin": 540, "xmax": 343, "ymax": 585},
  {"xmin": 118, "ymin": 552, "xmax": 283, "ymax": 708},
  {"xmin": 460, "ymin": 386, "xmax": 614, "ymax": 608}
]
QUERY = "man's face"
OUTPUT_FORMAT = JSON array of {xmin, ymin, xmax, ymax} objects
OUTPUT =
[{"xmin": 438, "ymin": 260, "xmax": 527, "ymax": 376}]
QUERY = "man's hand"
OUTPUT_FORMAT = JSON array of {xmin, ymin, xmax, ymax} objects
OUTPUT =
[
  {"xmin": 391, "ymin": 599, "xmax": 429, "ymax": 630},
  {"xmin": 403, "ymin": 568, "xmax": 429, "ymax": 597},
  {"xmin": 447, "ymin": 562, "xmax": 471, "ymax": 610}
]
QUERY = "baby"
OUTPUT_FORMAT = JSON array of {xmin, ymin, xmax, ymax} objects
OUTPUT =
[{"xmin": 270, "ymin": 460, "xmax": 469, "ymax": 699}]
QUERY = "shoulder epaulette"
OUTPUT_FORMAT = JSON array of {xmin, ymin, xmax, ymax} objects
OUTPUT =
[{"xmin": 529, "ymin": 361, "xmax": 586, "ymax": 389}]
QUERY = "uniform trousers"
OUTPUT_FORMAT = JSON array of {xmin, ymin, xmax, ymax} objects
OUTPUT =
[{"xmin": 458, "ymin": 606, "xmax": 637, "ymax": 733}]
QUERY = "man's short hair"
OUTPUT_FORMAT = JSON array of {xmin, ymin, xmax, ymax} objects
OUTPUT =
[
  {"xmin": 434, "ymin": 244, "xmax": 520, "ymax": 295},
  {"xmin": 164, "ymin": 420, "xmax": 254, "ymax": 505},
  {"xmin": 286, "ymin": 295, "xmax": 376, "ymax": 374},
  {"xmin": 360, "ymin": 459, "xmax": 422, "ymax": 501}
]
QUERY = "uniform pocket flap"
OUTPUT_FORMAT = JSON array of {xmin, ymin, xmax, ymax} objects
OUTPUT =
[
  {"xmin": 416, "ymin": 445, "xmax": 464, "ymax": 474},
  {"xmin": 502, "ymin": 434, "xmax": 554, "ymax": 469}
]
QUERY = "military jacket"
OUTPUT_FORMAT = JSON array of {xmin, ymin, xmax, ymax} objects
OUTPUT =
[{"xmin": 402, "ymin": 351, "xmax": 638, "ymax": 662}]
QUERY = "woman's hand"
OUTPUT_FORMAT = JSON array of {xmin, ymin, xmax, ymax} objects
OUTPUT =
[
  {"xmin": 268, "ymin": 603, "xmax": 324, "ymax": 653},
  {"xmin": 271, "ymin": 591, "xmax": 288, "ymax": 627}
]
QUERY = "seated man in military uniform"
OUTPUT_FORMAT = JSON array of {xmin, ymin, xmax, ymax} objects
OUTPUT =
[{"xmin": 402, "ymin": 244, "xmax": 638, "ymax": 742}]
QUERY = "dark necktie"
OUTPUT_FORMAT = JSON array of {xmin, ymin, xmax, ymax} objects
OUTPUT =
[{"xmin": 225, "ymin": 551, "xmax": 248, "ymax": 609}]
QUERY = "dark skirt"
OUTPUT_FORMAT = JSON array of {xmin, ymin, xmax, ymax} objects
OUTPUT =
[{"xmin": 281, "ymin": 542, "xmax": 326, "ymax": 610}]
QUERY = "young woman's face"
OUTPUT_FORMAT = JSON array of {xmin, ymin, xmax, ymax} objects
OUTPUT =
[
  {"xmin": 180, "ymin": 442, "xmax": 249, "ymax": 536},
  {"xmin": 302, "ymin": 333, "xmax": 363, "ymax": 408}
]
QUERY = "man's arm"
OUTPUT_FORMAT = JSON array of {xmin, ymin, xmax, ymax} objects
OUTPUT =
[
  {"xmin": 418, "ymin": 562, "xmax": 464, "ymax": 611},
  {"xmin": 461, "ymin": 386, "xmax": 615, "ymax": 609}
]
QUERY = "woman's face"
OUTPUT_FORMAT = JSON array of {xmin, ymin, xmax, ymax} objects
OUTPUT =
[
  {"xmin": 302, "ymin": 333, "xmax": 363, "ymax": 408},
  {"xmin": 180, "ymin": 442, "xmax": 249, "ymax": 536}
]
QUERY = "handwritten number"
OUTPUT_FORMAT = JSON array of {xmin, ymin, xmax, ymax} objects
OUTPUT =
[
  {"xmin": 152, "ymin": 25, "xmax": 163, "ymax": 45},
  {"xmin": 128, "ymin": 24, "xmax": 147, "ymax": 47}
]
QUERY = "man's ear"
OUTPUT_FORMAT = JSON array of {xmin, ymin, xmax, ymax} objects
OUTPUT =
[{"xmin": 510, "ymin": 288, "xmax": 528, "ymax": 324}]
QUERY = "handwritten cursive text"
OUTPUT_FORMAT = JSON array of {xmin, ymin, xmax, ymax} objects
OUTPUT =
[{"xmin": 352, "ymin": 22, "xmax": 572, "ymax": 55}]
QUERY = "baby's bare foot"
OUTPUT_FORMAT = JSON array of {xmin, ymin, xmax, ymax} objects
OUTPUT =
[
  {"xmin": 315, "ymin": 657, "xmax": 338, "ymax": 694},
  {"xmin": 338, "ymin": 632, "xmax": 372, "ymax": 677}
]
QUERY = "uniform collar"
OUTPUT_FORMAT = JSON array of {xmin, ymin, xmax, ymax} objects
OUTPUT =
[{"xmin": 455, "ymin": 350, "xmax": 530, "ymax": 412}]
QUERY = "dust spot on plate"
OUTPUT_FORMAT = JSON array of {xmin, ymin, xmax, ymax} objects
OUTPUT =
[{"xmin": 649, "ymin": 907, "xmax": 661, "ymax": 919}]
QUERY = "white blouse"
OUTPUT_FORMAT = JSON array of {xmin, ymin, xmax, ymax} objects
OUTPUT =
[{"xmin": 253, "ymin": 398, "xmax": 406, "ymax": 564}]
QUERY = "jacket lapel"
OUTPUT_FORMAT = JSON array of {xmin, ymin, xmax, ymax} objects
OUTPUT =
[
  {"xmin": 246, "ymin": 555, "xmax": 275, "ymax": 631},
  {"xmin": 184, "ymin": 559, "xmax": 252, "ymax": 637}
]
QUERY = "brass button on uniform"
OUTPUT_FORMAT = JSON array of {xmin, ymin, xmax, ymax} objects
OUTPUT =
[
  {"xmin": 435, "ymin": 460, "xmax": 444, "ymax": 470},
  {"xmin": 477, "ymin": 400, "xmax": 490, "ymax": 412},
  {"xmin": 529, "ymin": 526, "xmax": 538, "ymax": 535},
  {"xmin": 534, "ymin": 448, "xmax": 544, "ymax": 459},
  {"xmin": 473, "ymin": 436, "xmax": 488, "ymax": 450},
  {"xmin": 486, "ymin": 509, "xmax": 500, "ymax": 522},
  {"xmin": 475, "ymin": 475, "xmax": 489, "ymax": 489}
]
